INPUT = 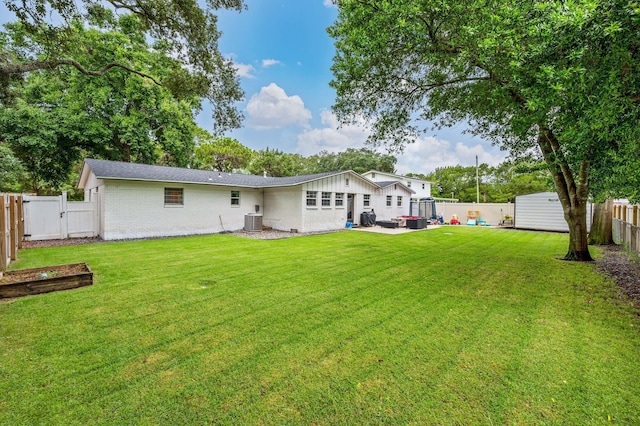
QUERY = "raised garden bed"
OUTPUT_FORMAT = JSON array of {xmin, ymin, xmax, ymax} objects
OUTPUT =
[{"xmin": 0, "ymin": 263, "xmax": 93, "ymax": 298}]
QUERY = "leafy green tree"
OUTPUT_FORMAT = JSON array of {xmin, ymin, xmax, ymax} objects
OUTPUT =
[
  {"xmin": 0, "ymin": 99, "xmax": 86, "ymax": 194},
  {"xmin": 306, "ymin": 148, "xmax": 396, "ymax": 174},
  {"xmin": 490, "ymin": 160, "xmax": 552, "ymax": 203},
  {"xmin": 0, "ymin": 143, "xmax": 29, "ymax": 193},
  {"xmin": 247, "ymin": 148, "xmax": 308, "ymax": 177},
  {"xmin": 1, "ymin": 0, "xmax": 244, "ymax": 133},
  {"xmin": 0, "ymin": 16, "xmax": 201, "ymax": 191},
  {"xmin": 194, "ymin": 135, "xmax": 254, "ymax": 173},
  {"xmin": 425, "ymin": 165, "xmax": 492, "ymax": 203},
  {"xmin": 329, "ymin": 1, "xmax": 640, "ymax": 260}
]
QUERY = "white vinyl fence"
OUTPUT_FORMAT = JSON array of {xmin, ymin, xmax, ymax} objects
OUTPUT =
[{"xmin": 23, "ymin": 192, "xmax": 98, "ymax": 240}]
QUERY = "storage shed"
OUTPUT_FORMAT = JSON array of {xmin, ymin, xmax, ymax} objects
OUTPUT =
[{"xmin": 514, "ymin": 192, "xmax": 592, "ymax": 232}]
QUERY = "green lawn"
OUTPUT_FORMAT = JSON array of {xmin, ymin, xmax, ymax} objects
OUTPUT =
[{"xmin": 2, "ymin": 227, "xmax": 640, "ymax": 425}]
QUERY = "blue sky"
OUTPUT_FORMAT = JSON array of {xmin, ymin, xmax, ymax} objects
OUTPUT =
[
  {"xmin": 1, "ymin": 0, "xmax": 509, "ymax": 174},
  {"xmin": 208, "ymin": 0, "xmax": 508, "ymax": 174}
]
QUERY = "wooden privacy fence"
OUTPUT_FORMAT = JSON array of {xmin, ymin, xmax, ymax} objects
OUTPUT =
[
  {"xmin": 0, "ymin": 194, "xmax": 24, "ymax": 273},
  {"xmin": 612, "ymin": 202, "xmax": 640, "ymax": 255}
]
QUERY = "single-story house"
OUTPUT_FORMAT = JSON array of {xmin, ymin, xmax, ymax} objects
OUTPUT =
[{"xmin": 78, "ymin": 159, "xmax": 414, "ymax": 240}]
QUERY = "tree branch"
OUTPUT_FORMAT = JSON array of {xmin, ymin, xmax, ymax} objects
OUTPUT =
[{"xmin": 0, "ymin": 59, "xmax": 162, "ymax": 85}]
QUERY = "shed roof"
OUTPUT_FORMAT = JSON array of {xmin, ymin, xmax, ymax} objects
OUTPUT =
[{"xmin": 78, "ymin": 159, "xmax": 379, "ymax": 189}]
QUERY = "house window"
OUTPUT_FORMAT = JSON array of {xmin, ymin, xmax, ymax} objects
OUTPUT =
[
  {"xmin": 345, "ymin": 178, "xmax": 349, "ymax": 186},
  {"xmin": 397, "ymin": 196, "xmax": 402, "ymax": 207},
  {"xmin": 306, "ymin": 191, "xmax": 317, "ymax": 207},
  {"xmin": 386, "ymin": 195, "xmax": 392, "ymax": 207},
  {"xmin": 363, "ymin": 194, "xmax": 371, "ymax": 207},
  {"xmin": 422, "ymin": 183, "xmax": 425, "ymax": 189},
  {"xmin": 322, "ymin": 192, "xmax": 331, "ymax": 207},
  {"xmin": 164, "ymin": 188, "xmax": 183, "ymax": 206},
  {"xmin": 371, "ymin": 172, "xmax": 376, "ymax": 178},
  {"xmin": 335, "ymin": 193, "xmax": 344, "ymax": 207},
  {"xmin": 231, "ymin": 190, "xmax": 240, "ymax": 206},
  {"xmin": 407, "ymin": 181, "xmax": 412, "ymax": 187}
]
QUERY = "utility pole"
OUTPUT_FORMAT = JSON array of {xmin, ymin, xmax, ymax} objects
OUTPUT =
[{"xmin": 476, "ymin": 155, "xmax": 480, "ymax": 203}]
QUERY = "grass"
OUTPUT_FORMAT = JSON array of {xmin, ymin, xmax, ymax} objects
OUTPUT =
[{"xmin": 1, "ymin": 227, "xmax": 640, "ymax": 425}]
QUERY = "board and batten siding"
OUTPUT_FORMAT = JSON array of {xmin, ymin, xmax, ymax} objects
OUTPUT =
[
  {"xmin": 300, "ymin": 173, "xmax": 376, "ymax": 232},
  {"xmin": 514, "ymin": 192, "xmax": 592, "ymax": 232},
  {"xmin": 101, "ymin": 180, "xmax": 262, "ymax": 240},
  {"xmin": 372, "ymin": 184, "xmax": 412, "ymax": 220}
]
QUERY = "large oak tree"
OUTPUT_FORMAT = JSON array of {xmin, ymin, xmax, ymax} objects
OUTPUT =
[
  {"xmin": 0, "ymin": 16, "xmax": 202, "ymax": 193},
  {"xmin": 329, "ymin": 0, "xmax": 640, "ymax": 261},
  {"xmin": 1, "ymin": 0, "xmax": 245, "ymax": 133}
]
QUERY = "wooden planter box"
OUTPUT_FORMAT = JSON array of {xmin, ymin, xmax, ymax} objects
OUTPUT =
[{"xmin": 0, "ymin": 263, "xmax": 93, "ymax": 298}]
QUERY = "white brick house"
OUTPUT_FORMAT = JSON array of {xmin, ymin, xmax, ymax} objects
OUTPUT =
[{"xmin": 78, "ymin": 159, "xmax": 414, "ymax": 240}]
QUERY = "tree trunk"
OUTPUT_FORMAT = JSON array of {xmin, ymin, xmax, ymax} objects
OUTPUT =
[
  {"xmin": 562, "ymin": 198, "xmax": 593, "ymax": 261},
  {"xmin": 588, "ymin": 199, "xmax": 613, "ymax": 245},
  {"xmin": 537, "ymin": 126, "xmax": 593, "ymax": 261}
]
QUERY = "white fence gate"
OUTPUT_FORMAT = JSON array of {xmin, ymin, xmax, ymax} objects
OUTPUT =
[{"xmin": 23, "ymin": 192, "xmax": 98, "ymax": 240}]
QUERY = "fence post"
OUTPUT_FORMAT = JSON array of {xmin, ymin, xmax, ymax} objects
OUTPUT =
[
  {"xmin": 17, "ymin": 195, "xmax": 24, "ymax": 249},
  {"xmin": 9, "ymin": 195, "xmax": 17, "ymax": 260},
  {"xmin": 0, "ymin": 195, "xmax": 7, "ymax": 273},
  {"xmin": 634, "ymin": 206, "xmax": 639, "ymax": 227},
  {"xmin": 623, "ymin": 205, "xmax": 628, "ymax": 222}
]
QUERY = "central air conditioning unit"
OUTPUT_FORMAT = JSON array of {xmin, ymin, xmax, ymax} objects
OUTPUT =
[{"xmin": 244, "ymin": 213, "xmax": 263, "ymax": 232}]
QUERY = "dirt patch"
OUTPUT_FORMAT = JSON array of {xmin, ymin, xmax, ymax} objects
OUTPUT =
[
  {"xmin": 595, "ymin": 245, "xmax": 640, "ymax": 309},
  {"xmin": 0, "ymin": 263, "xmax": 89, "ymax": 285}
]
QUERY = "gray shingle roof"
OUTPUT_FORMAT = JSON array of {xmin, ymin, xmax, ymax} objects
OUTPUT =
[
  {"xmin": 374, "ymin": 180, "xmax": 415, "ymax": 193},
  {"xmin": 81, "ymin": 159, "xmax": 363, "ymax": 188}
]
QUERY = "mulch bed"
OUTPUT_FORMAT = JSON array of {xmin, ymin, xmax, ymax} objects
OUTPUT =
[{"xmin": 595, "ymin": 245, "xmax": 640, "ymax": 309}]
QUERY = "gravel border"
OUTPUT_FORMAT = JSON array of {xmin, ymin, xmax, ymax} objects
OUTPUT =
[{"xmin": 20, "ymin": 229, "xmax": 343, "ymax": 248}]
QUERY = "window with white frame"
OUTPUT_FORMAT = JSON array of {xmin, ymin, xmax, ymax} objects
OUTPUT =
[
  {"xmin": 164, "ymin": 188, "xmax": 183, "ymax": 206},
  {"xmin": 306, "ymin": 191, "xmax": 317, "ymax": 207},
  {"xmin": 231, "ymin": 190, "xmax": 240, "ymax": 206},
  {"xmin": 386, "ymin": 195, "xmax": 392, "ymax": 207},
  {"xmin": 407, "ymin": 181, "xmax": 412, "ymax": 187},
  {"xmin": 345, "ymin": 178, "xmax": 350, "ymax": 186},
  {"xmin": 363, "ymin": 194, "xmax": 371, "ymax": 207},
  {"xmin": 397, "ymin": 196, "xmax": 402, "ymax": 207},
  {"xmin": 322, "ymin": 192, "xmax": 331, "ymax": 207},
  {"xmin": 335, "ymin": 192, "xmax": 344, "ymax": 207}
]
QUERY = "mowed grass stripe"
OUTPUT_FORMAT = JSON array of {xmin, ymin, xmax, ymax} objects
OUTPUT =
[{"xmin": 2, "ymin": 228, "xmax": 640, "ymax": 424}]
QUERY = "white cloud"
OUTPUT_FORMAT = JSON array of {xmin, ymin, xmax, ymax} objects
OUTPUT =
[
  {"xmin": 323, "ymin": 0, "xmax": 336, "ymax": 7},
  {"xmin": 261, "ymin": 59, "xmax": 281, "ymax": 68},
  {"xmin": 296, "ymin": 110, "xmax": 369, "ymax": 155},
  {"xmin": 295, "ymin": 110, "xmax": 507, "ymax": 174},
  {"xmin": 233, "ymin": 62, "xmax": 256, "ymax": 79},
  {"xmin": 246, "ymin": 83, "xmax": 312, "ymax": 130}
]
